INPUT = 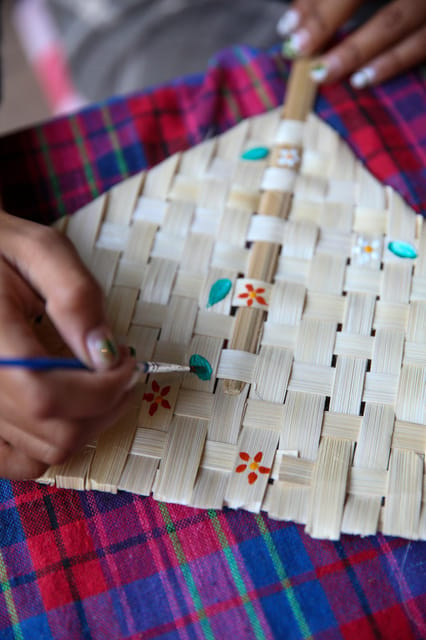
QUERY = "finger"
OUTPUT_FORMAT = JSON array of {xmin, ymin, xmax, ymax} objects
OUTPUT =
[
  {"xmin": 277, "ymin": 1, "xmax": 306, "ymax": 37},
  {"xmin": 0, "ymin": 274, "xmax": 137, "ymax": 422},
  {"xmin": 279, "ymin": 0, "xmax": 363, "ymax": 58},
  {"xmin": 349, "ymin": 23, "xmax": 426, "ymax": 88},
  {"xmin": 0, "ymin": 438, "xmax": 47, "ymax": 480},
  {"xmin": 309, "ymin": 0, "xmax": 426, "ymax": 83},
  {"xmin": 0, "ymin": 355, "xmax": 137, "ymax": 426},
  {"xmin": 0, "ymin": 211, "xmax": 119, "ymax": 370},
  {"xmin": 0, "ymin": 387, "xmax": 136, "ymax": 467},
  {"xmin": 0, "ymin": 259, "xmax": 45, "ymax": 342}
]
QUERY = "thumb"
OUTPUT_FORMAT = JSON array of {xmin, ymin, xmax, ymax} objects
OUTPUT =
[{"xmin": 1, "ymin": 212, "xmax": 119, "ymax": 370}]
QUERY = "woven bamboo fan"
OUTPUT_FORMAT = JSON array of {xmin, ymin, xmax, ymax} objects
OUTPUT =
[{"xmin": 37, "ymin": 60, "xmax": 426, "ymax": 541}]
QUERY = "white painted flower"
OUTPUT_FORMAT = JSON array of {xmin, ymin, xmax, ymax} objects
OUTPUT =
[
  {"xmin": 351, "ymin": 235, "xmax": 382, "ymax": 266},
  {"xmin": 277, "ymin": 147, "xmax": 300, "ymax": 168}
]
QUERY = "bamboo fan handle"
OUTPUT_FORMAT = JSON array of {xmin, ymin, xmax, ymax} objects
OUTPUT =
[{"xmin": 224, "ymin": 58, "xmax": 317, "ymax": 395}]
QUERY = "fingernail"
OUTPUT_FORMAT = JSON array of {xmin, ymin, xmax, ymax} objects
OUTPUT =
[
  {"xmin": 86, "ymin": 328, "xmax": 119, "ymax": 370},
  {"xmin": 350, "ymin": 67, "xmax": 375, "ymax": 89},
  {"xmin": 282, "ymin": 29, "xmax": 310, "ymax": 58},
  {"xmin": 310, "ymin": 62, "xmax": 328, "ymax": 83},
  {"xmin": 277, "ymin": 9, "xmax": 299, "ymax": 36}
]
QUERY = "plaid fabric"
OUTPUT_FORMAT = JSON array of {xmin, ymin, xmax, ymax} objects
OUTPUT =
[
  {"xmin": 0, "ymin": 45, "xmax": 425, "ymax": 223},
  {"xmin": 0, "ymin": 46, "xmax": 425, "ymax": 639}
]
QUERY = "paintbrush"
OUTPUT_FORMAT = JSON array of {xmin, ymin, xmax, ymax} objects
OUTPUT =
[{"xmin": 0, "ymin": 355, "xmax": 212, "ymax": 379}]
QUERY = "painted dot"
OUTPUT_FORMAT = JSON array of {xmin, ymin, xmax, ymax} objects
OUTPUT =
[
  {"xmin": 189, "ymin": 354, "xmax": 213, "ymax": 381},
  {"xmin": 388, "ymin": 241, "xmax": 417, "ymax": 259},
  {"xmin": 207, "ymin": 278, "xmax": 232, "ymax": 307},
  {"xmin": 241, "ymin": 146, "xmax": 269, "ymax": 161}
]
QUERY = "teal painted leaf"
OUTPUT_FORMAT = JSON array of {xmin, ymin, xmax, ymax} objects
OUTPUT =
[
  {"xmin": 241, "ymin": 146, "xmax": 269, "ymax": 161},
  {"xmin": 207, "ymin": 278, "xmax": 232, "ymax": 307},
  {"xmin": 189, "ymin": 354, "xmax": 213, "ymax": 381},
  {"xmin": 388, "ymin": 240, "xmax": 417, "ymax": 259}
]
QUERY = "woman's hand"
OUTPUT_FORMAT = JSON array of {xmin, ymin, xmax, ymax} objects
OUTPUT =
[
  {"xmin": 277, "ymin": 0, "xmax": 426, "ymax": 87},
  {"xmin": 0, "ymin": 210, "xmax": 136, "ymax": 480}
]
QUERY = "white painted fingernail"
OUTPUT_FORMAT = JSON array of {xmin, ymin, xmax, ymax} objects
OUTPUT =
[
  {"xmin": 310, "ymin": 63, "xmax": 328, "ymax": 83},
  {"xmin": 282, "ymin": 28, "xmax": 310, "ymax": 58},
  {"xmin": 277, "ymin": 9, "xmax": 300, "ymax": 36},
  {"xmin": 350, "ymin": 67, "xmax": 375, "ymax": 89}
]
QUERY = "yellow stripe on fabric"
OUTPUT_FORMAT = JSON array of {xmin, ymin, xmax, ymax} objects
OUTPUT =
[
  {"xmin": 255, "ymin": 514, "xmax": 313, "ymax": 640},
  {"xmin": 158, "ymin": 504, "xmax": 214, "ymax": 640},
  {"xmin": 0, "ymin": 550, "xmax": 24, "ymax": 640},
  {"xmin": 208, "ymin": 510, "xmax": 268, "ymax": 640}
]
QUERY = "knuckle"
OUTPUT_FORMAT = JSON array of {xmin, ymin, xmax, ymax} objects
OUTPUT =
[
  {"xmin": 22, "ymin": 460, "xmax": 48, "ymax": 480},
  {"xmin": 310, "ymin": 6, "xmax": 329, "ymax": 33},
  {"xmin": 30, "ymin": 225, "xmax": 64, "ymax": 252},
  {"xmin": 54, "ymin": 275, "xmax": 103, "ymax": 315},
  {"xmin": 43, "ymin": 426, "xmax": 82, "ymax": 465},
  {"xmin": 2, "ymin": 454, "xmax": 48, "ymax": 480},
  {"xmin": 380, "ymin": 4, "xmax": 405, "ymax": 31},
  {"xmin": 42, "ymin": 446, "xmax": 68, "ymax": 466},
  {"xmin": 342, "ymin": 41, "xmax": 363, "ymax": 69},
  {"xmin": 26, "ymin": 380, "xmax": 57, "ymax": 420}
]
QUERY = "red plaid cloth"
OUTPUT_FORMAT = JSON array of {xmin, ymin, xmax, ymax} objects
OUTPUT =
[
  {"xmin": 1, "ymin": 46, "xmax": 425, "ymax": 222},
  {"xmin": 0, "ymin": 46, "xmax": 425, "ymax": 640}
]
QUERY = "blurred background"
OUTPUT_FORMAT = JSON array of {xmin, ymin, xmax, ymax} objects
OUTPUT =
[{"xmin": 0, "ymin": 0, "xmax": 287, "ymax": 134}]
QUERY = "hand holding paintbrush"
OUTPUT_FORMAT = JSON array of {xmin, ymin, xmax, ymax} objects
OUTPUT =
[{"xmin": 0, "ymin": 210, "xmax": 137, "ymax": 480}]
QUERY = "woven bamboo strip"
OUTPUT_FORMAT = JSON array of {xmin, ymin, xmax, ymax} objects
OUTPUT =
[
  {"xmin": 282, "ymin": 59, "xmax": 317, "ymax": 121},
  {"xmin": 244, "ymin": 399, "xmax": 285, "ymax": 433},
  {"xmin": 223, "ymin": 60, "xmax": 315, "ymax": 395},
  {"xmin": 280, "ymin": 391, "xmax": 325, "ymax": 459},
  {"xmin": 153, "ymin": 417, "xmax": 208, "ymax": 503},
  {"xmin": 306, "ymin": 437, "xmax": 353, "ymax": 540},
  {"xmin": 208, "ymin": 381, "xmax": 249, "ymax": 444},
  {"xmin": 38, "ymin": 447, "xmax": 94, "ymax": 491},
  {"xmin": 87, "ymin": 404, "xmax": 140, "ymax": 492},
  {"xmin": 225, "ymin": 426, "xmax": 279, "ymax": 512},
  {"xmin": 190, "ymin": 470, "xmax": 231, "ymax": 509},
  {"xmin": 118, "ymin": 454, "xmax": 159, "ymax": 495},
  {"xmin": 341, "ymin": 496, "xmax": 381, "ymax": 536},
  {"xmin": 383, "ymin": 449, "xmax": 423, "ymax": 539}
]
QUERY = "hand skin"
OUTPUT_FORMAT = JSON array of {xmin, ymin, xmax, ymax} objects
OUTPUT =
[
  {"xmin": 277, "ymin": 0, "xmax": 426, "ymax": 88},
  {"xmin": 0, "ymin": 210, "xmax": 137, "ymax": 480}
]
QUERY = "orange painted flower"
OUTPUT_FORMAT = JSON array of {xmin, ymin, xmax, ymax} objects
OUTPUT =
[
  {"xmin": 236, "ymin": 451, "xmax": 271, "ymax": 484},
  {"xmin": 143, "ymin": 380, "xmax": 171, "ymax": 416},
  {"xmin": 238, "ymin": 283, "xmax": 268, "ymax": 307}
]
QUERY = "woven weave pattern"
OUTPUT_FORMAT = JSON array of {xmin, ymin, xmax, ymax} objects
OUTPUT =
[{"xmin": 37, "ymin": 96, "xmax": 425, "ymax": 540}]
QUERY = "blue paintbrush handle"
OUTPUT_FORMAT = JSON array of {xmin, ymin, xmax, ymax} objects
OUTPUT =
[
  {"xmin": 0, "ymin": 357, "xmax": 89, "ymax": 371},
  {"xmin": 0, "ymin": 357, "xmax": 192, "ymax": 375}
]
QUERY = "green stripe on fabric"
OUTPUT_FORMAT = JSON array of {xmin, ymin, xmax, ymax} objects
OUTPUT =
[
  {"xmin": 158, "ymin": 504, "xmax": 214, "ymax": 640},
  {"xmin": 220, "ymin": 86, "xmax": 244, "ymax": 124},
  {"xmin": 100, "ymin": 105, "xmax": 129, "ymax": 179},
  {"xmin": 233, "ymin": 47, "xmax": 276, "ymax": 112},
  {"xmin": 35, "ymin": 127, "xmax": 67, "ymax": 218},
  {"xmin": 208, "ymin": 510, "xmax": 267, "ymax": 640},
  {"xmin": 69, "ymin": 115, "xmax": 99, "ymax": 199},
  {"xmin": 0, "ymin": 550, "xmax": 24, "ymax": 640},
  {"xmin": 255, "ymin": 514, "xmax": 313, "ymax": 639}
]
